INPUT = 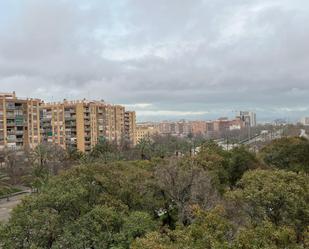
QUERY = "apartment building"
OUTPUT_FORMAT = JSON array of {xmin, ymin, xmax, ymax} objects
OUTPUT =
[
  {"xmin": 124, "ymin": 111, "xmax": 137, "ymax": 146},
  {"xmin": 41, "ymin": 100, "xmax": 97, "ymax": 152},
  {"xmin": 40, "ymin": 100, "xmax": 135, "ymax": 152},
  {"xmin": 237, "ymin": 111, "xmax": 257, "ymax": 127},
  {"xmin": 135, "ymin": 124, "xmax": 159, "ymax": 143},
  {"xmin": 0, "ymin": 92, "xmax": 41, "ymax": 150},
  {"xmin": 213, "ymin": 118, "xmax": 231, "ymax": 133},
  {"xmin": 114, "ymin": 105, "xmax": 125, "ymax": 143},
  {"xmin": 190, "ymin": 121, "xmax": 207, "ymax": 135},
  {"xmin": 300, "ymin": 117, "xmax": 309, "ymax": 126}
]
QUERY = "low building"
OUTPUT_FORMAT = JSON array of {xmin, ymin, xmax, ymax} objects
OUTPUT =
[{"xmin": 135, "ymin": 125, "xmax": 159, "ymax": 143}]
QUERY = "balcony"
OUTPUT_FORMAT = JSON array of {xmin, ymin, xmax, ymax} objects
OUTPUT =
[
  {"xmin": 65, "ymin": 116, "xmax": 76, "ymax": 120},
  {"xmin": 6, "ymin": 122, "xmax": 15, "ymax": 127},
  {"xmin": 6, "ymin": 114, "xmax": 15, "ymax": 119},
  {"xmin": 6, "ymin": 106, "xmax": 15, "ymax": 110},
  {"xmin": 16, "ymin": 138, "xmax": 24, "ymax": 143}
]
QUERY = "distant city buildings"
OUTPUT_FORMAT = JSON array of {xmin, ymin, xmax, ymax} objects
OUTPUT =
[
  {"xmin": 135, "ymin": 112, "xmax": 256, "ymax": 142},
  {"xmin": 1, "ymin": 92, "xmax": 261, "ymax": 150},
  {"xmin": 300, "ymin": 117, "xmax": 309, "ymax": 126},
  {"xmin": 135, "ymin": 124, "xmax": 159, "ymax": 142},
  {"xmin": 236, "ymin": 111, "xmax": 257, "ymax": 127},
  {"xmin": 273, "ymin": 118, "xmax": 288, "ymax": 126},
  {"xmin": 0, "ymin": 92, "xmax": 137, "ymax": 152}
]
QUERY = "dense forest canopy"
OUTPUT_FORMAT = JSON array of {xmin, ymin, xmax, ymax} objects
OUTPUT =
[{"xmin": 0, "ymin": 136, "xmax": 308, "ymax": 248}]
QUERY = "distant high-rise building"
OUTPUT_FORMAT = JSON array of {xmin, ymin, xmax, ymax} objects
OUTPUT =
[
  {"xmin": 237, "ymin": 111, "xmax": 256, "ymax": 127},
  {"xmin": 190, "ymin": 121, "xmax": 207, "ymax": 135},
  {"xmin": 0, "ymin": 92, "xmax": 41, "ymax": 150},
  {"xmin": 300, "ymin": 117, "xmax": 309, "ymax": 126}
]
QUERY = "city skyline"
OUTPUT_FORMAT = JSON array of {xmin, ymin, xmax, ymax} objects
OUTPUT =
[
  {"xmin": 0, "ymin": 0, "xmax": 309, "ymax": 122},
  {"xmin": 0, "ymin": 91, "xmax": 305, "ymax": 124}
]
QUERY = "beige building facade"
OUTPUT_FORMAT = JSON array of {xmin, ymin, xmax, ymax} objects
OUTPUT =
[
  {"xmin": 135, "ymin": 125, "xmax": 159, "ymax": 143},
  {"xmin": 0, "ymin": 92, "xmax": 41, "ymax": 150},
  {"xmin": 0, "ymin": 93, "xmax": 137, "ymax": 152},
  {"xmin": 125, "ymin": 111, "xmax": 137, "ymax": 146},
  {"xmin": 41, "ymin": 100, "xmax": 136, "ymax": 152}
]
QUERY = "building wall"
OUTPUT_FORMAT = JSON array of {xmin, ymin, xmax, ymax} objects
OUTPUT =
[
  {"xmin": 114, "ymin": 105, "xmax": 125, "ymax": 143},
  {"xmin": 237, "ymin": 111, "xmax": 257, "ymax": 127},
  {"xmin": 301, "ymin": 117, "xmax": 309, "ymax": 126},
  {"xmin": 125, "ymin": 111, "xmax": 136, "ymax": 146},
  {"xmin": 190, "ymin": 121, "xmax": 207, "ymax": 135},
  {"xmin": 40, "ymin": 100, "xmax": 134, "ymax": 152},
  {"xmin": 0, "ymin": 92, "xmax": 42, "ymax": 150},
  {"xmin": 135, "ymin": 125, "xmax": 158, "ymax": 142}
]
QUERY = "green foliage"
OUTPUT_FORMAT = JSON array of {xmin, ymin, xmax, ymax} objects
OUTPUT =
[
  {"xmin": 53, "ymin": 205, "xmax": 124, "ymax": 249},
  {"xmin": 0, "ymin": 162, "xmax": 163, "ymax": 248},
  {"xmin": 132, "ymin": 206, "xmax": 233, "ymax": 249},
  {"xmin": 227, "ymin": 170, "xmax": 309, "ymax": 243},
  {"xmin": 233, "ymin": 221, "xmax": 303, "ymax": 249},
  {"xmin": 0, "ymin": 172, "xmax": 21, "ymax": 197},
  {"xmin": 121, "ymin": 211, "xmax": 158, "ymax": 246},
  {"xmin": 260, "ymin": 137, "xmax": 309, "ymax": 173},
  {"xmin": 227, "ymin": 146, "xmax": 259, "ymax": 187},
  {"xmin": 156, "ymin": 157, "xmax": 220, "ymax": 225},
  {"xmin": 1, "ymin": 139, "xmax": 308, "ymax": 249},
  {"xmin": 195, "ymin": 141, "xmax": 230, "ymax": 192},
  {"xmin": 135, "ymin": 137, "xmax": 153, "ymax": 160},
  {"xmin": 89, "ymin": 139, "xmax": 119, "ymax": 162}
]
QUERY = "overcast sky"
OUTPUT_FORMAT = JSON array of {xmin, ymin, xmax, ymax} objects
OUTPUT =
[{"xmin": 0, "ymin": 0, "xmax": 308, "ymax": 122}]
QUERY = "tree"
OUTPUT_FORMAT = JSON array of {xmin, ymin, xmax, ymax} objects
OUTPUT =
[
  {"xmin": 195, "ymin": 141, "xmax": 230, "ymax": 192},
  {"xmin": 227, "ymin": 170, "xmax": 309, "ymax": 244},
  {"xmin": 226, "ymin": 146, "xmax": 259, "ymax": 187},
  {"xmin": 0, "ymin": 162, "xmax": 162, "ymax": 249},
  {"xmin": 27, "ymin": 143, "xmax": 68, "ymax": 191},
  {"xmin": 121, "ymin": 211, "xmax": 157, "ymax": 247},
  {"xmin": 2, "ymin": 148, "xmax": 29, "ymax": 185},
  {"xmin": 132, "ymin": 206, "xmax": 233, "ymax": 249},
  {"xmin": 156, "ymin": 158, "xmax": 220, "ymax": 225},
  {"xmin": 260, "ymin": 137, "xmax": 309, "ymax": 173},
  {"xmin": 233, "ymin": 221, "xmax": 303, "ymax": 249},
  {"xmin": 0, "ymin": 172, "xmax": 11, "ymax": 196},
  {"xmin": 89, "ymin": 137, "xmax": 120, "ymax": 163},
  {"xmin": 136, "ymin": 137, "xmax": 153, "ymax": 160}
]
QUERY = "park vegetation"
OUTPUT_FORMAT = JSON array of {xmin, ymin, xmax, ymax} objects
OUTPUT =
[{"xmin": 0, "ymin": 135, "xmax": 308, "ymax": 249}]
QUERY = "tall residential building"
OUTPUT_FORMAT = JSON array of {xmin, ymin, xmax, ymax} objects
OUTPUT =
[
  {"xmin": 124, "ymin": 111, "xmax": 137, "ymax": 146},
  {"xmin": 41, "ymin": 100, "xmax": 100, "ymax": 152},
  {"xmin": 237, "ymin": 111, "xmax": 257, "ymax": 127},
  {"xmin": 0, "ymin": 92, "xmax": 41, "ymax": 150},
  {"xmin": 190, "ymin": 121, "xmax": 207, "ymax": 135},
  {"xmin": 41, "ymin": 100, "xmax": 135, "ymax": 152},
  {"xmin": 300, "ymin": 117, "xmax": 309, "ymax": 126},
  {"xmin": 213, "ymin": 118, "xmax": 231, "ymax": 133},
  {"xmin": 114, "ymin": 105, "xmax": 125, "ymax": 143}
]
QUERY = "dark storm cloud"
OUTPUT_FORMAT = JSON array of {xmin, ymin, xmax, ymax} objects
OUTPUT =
[{"xmin": 0, "ymin": 0, "xmax": 308, "ymax": 121}]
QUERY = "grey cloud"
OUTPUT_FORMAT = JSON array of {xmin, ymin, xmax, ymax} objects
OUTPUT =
[{"xmin": 0, "ymin": 0, "xmax": 308, "ymax": 121}]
